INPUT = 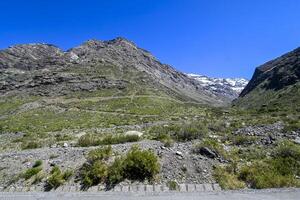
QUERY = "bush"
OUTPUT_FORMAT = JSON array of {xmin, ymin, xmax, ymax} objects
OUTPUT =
[
  {"xmin": 107, "ymin": 157, "xmax": 124, "ymax": 185},
  {"xmin": 81, "ymin": 160, "xmax": 108, "ymax": 187},
  {"xmin": 149, "ymin": 123, "xmax": 207, "ymax": 142},
  {"xmin": 122, "ymin": 145, "xmax": 160, "ymax": 181},
  {"xmin": 167, "ymin": 180, "xmax": 179, "ymax": 190},
  {"xmin": 213, "ymin": 166, "xmax": 246, "ymax": 190},
  {"xmin": 239, "ymin": 160, "xmax": 299, "ymax": 189},
  {"xmin": 46, "ymin": 166, "xmax": 73, "ymax": 190},
  {"xmin": 80, "ymin": 145, "xmax": 160, "ymax": 188},
  {"xmin": 99, "ymin": 134, "xmax": 140, "ymax": 145},
  {"xmin": 23, "ymin": 167, "xmax": 42, "ymax": 180},
  {"xmin": 80, "ymin": 146, "xmax": 112, "ymax": 188},
  {"xmin": 237, "ymin": 141, "xmax": 300, "ymax": 189},
  {"xmin": 87, "ymin": 146, "xmax": 112, "ymax": 162},
  {"xmin": 77, "ymin": 133, "xmax": 98, "ymax": 147},
  {"xmin": 77, "ymin": 134, "xmax": 140, "ymax": 147}
]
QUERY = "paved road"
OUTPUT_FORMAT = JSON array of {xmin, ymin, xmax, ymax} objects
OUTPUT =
[{"xmin": 1, "ymin": 189, "xmax": 299, "ymax": 200}]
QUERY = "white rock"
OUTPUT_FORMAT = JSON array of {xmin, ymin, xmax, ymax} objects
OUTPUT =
[
  {"xmin": 175, "ymin": 151, "xmax": 183, "ymax": 156},
  {"xmin": 63, "ymin": 143, "xmax": 68, "ymax": 148},
  {"xmin": 124, "ymin": 131, "xmax": 143, "ymax": 137}
]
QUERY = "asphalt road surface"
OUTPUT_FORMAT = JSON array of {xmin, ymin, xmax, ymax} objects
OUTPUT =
[{"xmin": 0, "ymin": 189, "xmax": 300, "ymax": 200}]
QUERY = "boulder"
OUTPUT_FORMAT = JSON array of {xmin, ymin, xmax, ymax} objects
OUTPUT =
[
  {"xmin": 124, "ymin": 131, "xmax": 143, "ymax": 137},
  {"xmin": 199, "ymin": 147, "xmax": 218, "ymax": 159}
]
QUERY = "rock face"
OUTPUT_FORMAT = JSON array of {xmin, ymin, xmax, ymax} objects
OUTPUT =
[
  {"xmin": 0, "ymin": 38, "xmax": 230, "ymax": 106},
  {"xmin": 187, "ymin": 73, "xmax": 248, "ymax": 100},
  {"xmin": 235, "ymin": 47, "xmax": 300, "ymax": 108}
]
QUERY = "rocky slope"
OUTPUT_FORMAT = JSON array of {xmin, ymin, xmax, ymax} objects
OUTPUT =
[
  {"xmin": 0, "ymin": 38, "xmax": 230, "ymax": 106},
  {"xmin": 187, "ymin": 74, "xmax": 248, "ymax": 100},
  {"xmin": 235, "ymin": 47, "xmax": 300, "ymax": 109}
]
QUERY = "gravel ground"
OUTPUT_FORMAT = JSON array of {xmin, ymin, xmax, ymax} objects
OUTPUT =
[{"xmin": 0, "ymin": 140, "xmax": 218, "ymax": 190}]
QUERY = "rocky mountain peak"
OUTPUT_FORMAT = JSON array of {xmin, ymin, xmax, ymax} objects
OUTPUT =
[{"xmin": 0, "ymin": 43, "xmax": 65, "ymax": 70}]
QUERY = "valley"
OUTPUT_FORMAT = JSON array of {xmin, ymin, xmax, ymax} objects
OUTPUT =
[{"xmin": 0, "ymin": 38, "xmax": 299, "ymax": 192}]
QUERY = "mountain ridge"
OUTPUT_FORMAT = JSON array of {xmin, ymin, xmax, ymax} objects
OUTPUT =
[
  {"xmin": 235, "ymin": 46, "xmax": 300, "ymax": 109},
  {"xmin": 0, "ymin": 38, "xmax": 231, "ymax": 106}
]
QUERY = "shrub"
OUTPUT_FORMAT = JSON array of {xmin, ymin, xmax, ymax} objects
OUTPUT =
[
  {"xmin": 167, "ymin": 180, "xmax": 179, "ymax": 190},
  {"xmin": 107, "ymin": 157, "xmax": 124, "ymax": 185},
  {"xmin": 237, "ymin": 141, "xmax": 300, "ymax": 189},
  {"xmin": 32, "ymin": 172, "xmax": 45, "ymax": 184},
  {"xmin": 122, "ymin": 145, "xmax": 160, "ymax": 181},
  {"xmin": 239, "ymin": 161, "xmax": 299, "ymax": 189},
  {"xmin": 100, "ymin": 134, "xmax": 140, "ymax": 145},
  {"xmin": 87, "ymin": 146, "xmax": 112, "ymax": 162},
  {"xmin": 214, "ymin": 166, "xmax": 246, "ymax": 190},
  {"xmin": 80, "ymin": 146, "xmax": 112, "ymax": 188},
  {"xmin": 77, "ymin": 134, "xmax": 140, "ymax": 147},
  {"xmin": 46, "ymin": 166, "xmax": 73, "ymax": 190},
  {"xmin": 77, "ymin": 133, "xmax": 98, "ymax": 147},
  {"xmin": 23, "ymin": 167, "xmax": 42, "ymax": 180},
  {"xmin": 81, "ymin": 160, "xmax": 108, "ymax": 187},
  {"xmin": 80, "ymin": 145, "xmax": 160, "ymax": 188},
  {"xmin": 149, "ymin": 123, "xmax": 207, "ymax": 142}
]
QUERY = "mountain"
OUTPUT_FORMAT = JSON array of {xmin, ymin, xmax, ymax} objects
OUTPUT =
[
  {"xmin": 0, "ymin": 38, "xmax": 230, "ymax": 106},
  {"xmin": 234, "ymin": 47, "xmax": 300, "ymax": 109},
  {"xmin": 187, "ymin": 73, "xmax": 248, "ymax": 100}
]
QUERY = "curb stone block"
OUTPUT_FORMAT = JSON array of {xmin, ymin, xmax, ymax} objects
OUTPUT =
[
  {"xmin": 154, "ymin": 184, "xmax": 162, "ymax": 192},
  {"xmin": 122, "ymin": 185, "xmax": 129, "ymax": 192},
  {"xmin": 113, "ymin": 185, "xmax": 122, "ymax": 192},
  {"xmin": 212, "ymin": 184, "xmax": 221, "ymax": 191},
  {"xmin": 195, "ymin": 184, "xmax": 205, "ymax": 192},
  {"xmin": 29, "ymin": 186, "xmax": 36, "ymax": 192},
  {"xmin": 8, "ymin": 187, "xmax": 15, "ymax": 192},
  {"xmin": 131, "ymin": 185, "xmax": 138, "ymax": 192},
  {"xmin": 203, "ymin": 183, "xmax": 213, "ymax": 191},
  {"xmin": 179, "ymin": 184, "xmax": 187, "ymax": 192},
  {"xmin": 15, "ymin": 187, "xmax": 22, "ymax": 192},
  {"xmin": 145, "ymin": 185, "xmax": 154, "ymax": 192},
  {"xmin": 187, "ymin": 184, "xmax": 196, "ymax": 192}
]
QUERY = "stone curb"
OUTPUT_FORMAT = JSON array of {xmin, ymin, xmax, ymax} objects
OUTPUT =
[{"xmin": 0, "ymin": 183, "xmax": 221, "ymax": 193}]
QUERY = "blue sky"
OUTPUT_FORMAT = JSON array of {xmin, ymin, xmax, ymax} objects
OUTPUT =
[{"xmin": 1, "ymin": 0, "xmax": 300, "ymax": 79}]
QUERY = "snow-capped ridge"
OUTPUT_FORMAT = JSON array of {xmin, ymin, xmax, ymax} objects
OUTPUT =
[{"xmin": 187, "ymin": 73, "xmax": 248, "ymax": 100}]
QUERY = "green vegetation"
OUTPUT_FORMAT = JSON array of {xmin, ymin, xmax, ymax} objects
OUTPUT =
[
  {"xmin": 77, "ymin": 133, "xmax": 140, "ymax": 147},
  {"xmin": 214, "ymin": 165, "xmax": 246, "ymax": 190},
  {"xmin": 214, "ymin": 141, "xmax": 300, "ymax": 189},
  {"xmin": 167, "ymin": 180, "xmax": 179, "ymax": 190},
  {"xmin": 46, "ymin": 166, "xmax": 73, "ymax": 190},
  {"xmin": 80, "ymin": 145, "xmax": 160, "ymax": 188},
  {"xmin": 22, "ymin": 161, "xmax": 43, "ymax": 180},
  {"xmin": 148, "ymin": 122, "xmax": 208, "ymax": 142}
]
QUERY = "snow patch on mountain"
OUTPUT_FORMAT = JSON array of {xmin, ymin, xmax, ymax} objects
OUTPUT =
[{"xmin": 187, "ymin": 73, "xmax": 248, "ymax": 100}]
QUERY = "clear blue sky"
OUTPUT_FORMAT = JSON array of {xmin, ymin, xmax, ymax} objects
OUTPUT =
[{"xmin": 1, "ymin": 0, "xmax": 300, "ymax": 78}]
